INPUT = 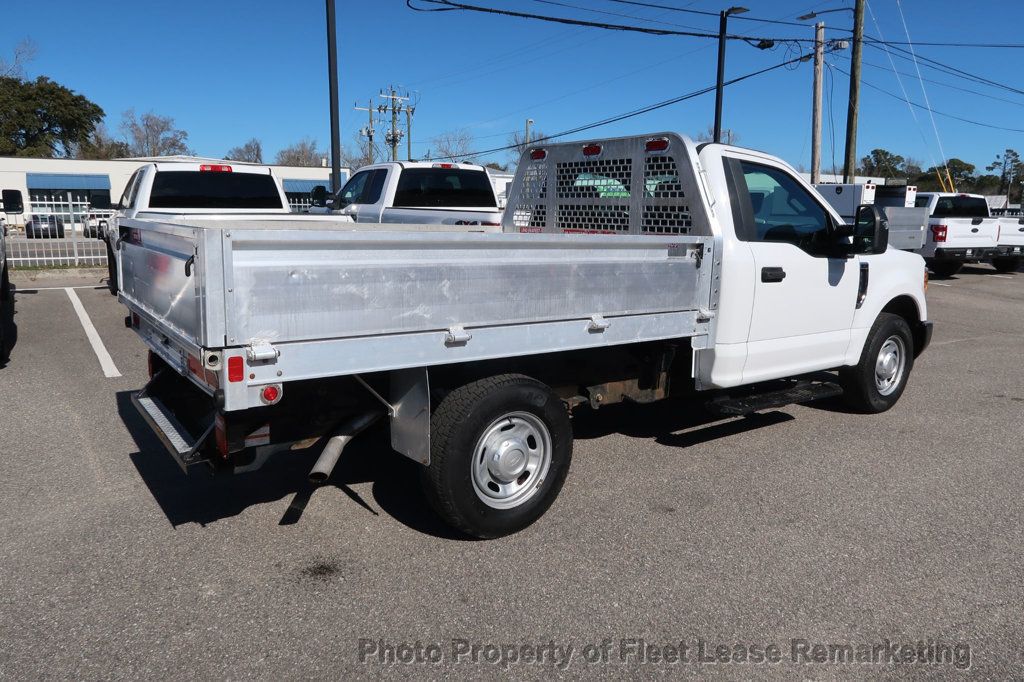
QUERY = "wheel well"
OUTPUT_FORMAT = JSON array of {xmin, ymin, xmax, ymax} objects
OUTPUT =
[{"xmin": 881, "ymin": 295, "xmax": 925, "ymax": 356}]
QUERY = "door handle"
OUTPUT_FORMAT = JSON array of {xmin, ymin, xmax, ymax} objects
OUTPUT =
[{"xmin": 761, "ymin": 266, "xmax": 786, "ymax": 283}]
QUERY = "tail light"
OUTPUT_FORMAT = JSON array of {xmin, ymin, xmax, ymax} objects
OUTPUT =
[
  {"xmin": 582, "ymin": 144, "xmax": 602, "ymax": 157},
  {"xmin": 260, "ymin": 384, "xmax": 283, "ymax": 405},
  {"xmin": 529, "ymin": 149, "xmax": 546, "ymax": 161},
  {"xmin": 931, "ymin": 225, "xmax": 947, "ymax": 243},
  {"xmin": 199, "ymin": 164, "xmax": 232, "ymax": 172},
  {"xmin": 645, "ymin": 138, "xmax": 670, "ymax": 153}
]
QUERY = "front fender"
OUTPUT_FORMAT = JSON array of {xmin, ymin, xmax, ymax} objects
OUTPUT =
[{"xmin": 844, "ymin": 252, "xmax": 928, "ymax": 365}]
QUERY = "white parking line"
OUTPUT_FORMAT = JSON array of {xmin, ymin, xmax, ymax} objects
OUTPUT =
[
  {"xmin": 931, "ymin": 282, "xmax": 952, "ymax": 287},
  {"xmin": 16, "ymin": 285, "xmax": 105, "ymax": 292},
  {"xmin": 989, "ymin": 275, "xmax": 1013, "ymax": 279},
  {"xmin": 65, "ymin": 287, "xmax": 121, "ymax": 378}
]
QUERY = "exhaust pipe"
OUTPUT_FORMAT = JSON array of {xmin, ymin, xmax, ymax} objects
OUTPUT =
[{"xmin": 309, "ymin": 412, "xmax": 381, "ymax": 484}]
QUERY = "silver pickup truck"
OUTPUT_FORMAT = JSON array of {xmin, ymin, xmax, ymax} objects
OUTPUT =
[{"xmin": 120, "ymin": 133, "xmax": 930, "ymax": 538}]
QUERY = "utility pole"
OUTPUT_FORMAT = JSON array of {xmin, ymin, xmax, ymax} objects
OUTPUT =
[
  {"xmin": 325, "ymin": 0, "xmax": 342, "ymax": 193},
  {"xmin": 810, "ymin": 22, "xmax": 824, "ymax": 184},
  {"xmin": 405, "ymin": 105, "xmax": 415, "ymax": 161},
  {"xmin": 525, "ymin": 118, "xmax": 533, "ymax": 145},
  {"xmin": 378, "ymin": 87, "xmax": 409, "ymax": 162},
  {"xmin": 354, "ymin": 100, "xmax": 375, "ymax": 165},
  {"xmin": 713, "ymin": 6, "xmax": 748, "ymax": 143},
  {"xmin": 842, "ymin": 0, "xmax": 865, "ymax": 183}
]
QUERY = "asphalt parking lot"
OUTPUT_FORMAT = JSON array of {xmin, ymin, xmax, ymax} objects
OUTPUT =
[{"xmin": 1, "ymin": 264, "xmax": 1022, "ymax": 678}]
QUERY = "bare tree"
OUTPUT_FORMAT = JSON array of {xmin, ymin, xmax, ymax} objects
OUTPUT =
[
  {"xmin": 225, "ymin": 138, "xmax": 263, "ymax": 163},
  {"xmin": 275, "ymin": 138, "xmax": 325, "ymax": 167},
  {"xmin": 340, "ymin": 134, "xmax": 375, "ymax": 169},
  {"xmin": 121, "ymin": 109, "xmax": 191, "ymax": 157},
  {"xmin": 431, "ymin": 129, "xmax": 474, "ymax": 162},
  {"xmin": 694, "ymin": 125, "xmax": 739, "ymax": 145},
  {"xmin": 0, "ymin": 38, "xmax": 37, "ymax": 78},
  {"xmin": 74, "ymin": 123, "xmax": 130, "ymax": 160},
  {"xmin": 507, "ymin": 128, "xmax": 547, "ymax": 164}
]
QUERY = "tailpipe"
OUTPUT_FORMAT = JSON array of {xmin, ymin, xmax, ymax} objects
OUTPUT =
[{"xmin": 309, "ymin": 412, "xmax": 381, "ymax": 484}]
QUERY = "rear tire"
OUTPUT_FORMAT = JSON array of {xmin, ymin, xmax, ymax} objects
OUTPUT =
[
  {"xmin": 840, "ymin": 313, "xmax": 915, "ymax": 413},
  {"xmin": 106, "ymin": 240, "xmax": 118, "ymax": 295},
  {"xmin": 0, "ymin": 265, "xmax": 10, "ymax": 362},
  {"xmin": 992, "ymin": 257, "xmax": 1021, "ymax": 274},
  {"xmin": 928, "ymin": 261, "xmax": 961, "ymax": 278},
  {"xmin": 421, "ymin": 374, "xmax": 573, "ymax": 538}
]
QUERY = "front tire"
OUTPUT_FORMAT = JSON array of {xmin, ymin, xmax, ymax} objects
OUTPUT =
[
  {"xmin": 840, "ymin": 313, "xmax": 915, "ymax": 413},
  {"xmin": 992, "ymin": 256, "xmax": 1021, "ymax": 274},
  {"xmin": 422, "ymin": 374, "xmax": 573, "ymax": 538},
  {"xmin": 105, "ymin": 240, "xmax": 118, "ymax": 295},
  {"xmin": 928, "ymin": 260, "xmax": 962, "ymax": 278}
]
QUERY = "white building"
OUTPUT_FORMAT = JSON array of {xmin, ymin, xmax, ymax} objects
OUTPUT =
[{"xmin": 0, "ymin": 155, "xmax": 346, "ymax": 219}]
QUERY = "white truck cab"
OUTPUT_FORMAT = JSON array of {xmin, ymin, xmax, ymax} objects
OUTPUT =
[
  {"xmin": 313, "ymin": 161, "xmax": 502, "ymax": 226},
  {"xmin": 914, "ymin": 192, "xmax": 1000, "ymax": 277}
]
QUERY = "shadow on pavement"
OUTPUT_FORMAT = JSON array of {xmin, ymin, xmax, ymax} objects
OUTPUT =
[
  {"xmin": 119, "ymin": 392, "xmax": 797, "ymax": 537},
  {"xmin": 0, "ymin": 282, "xmax": 24, "ymax": 367}
]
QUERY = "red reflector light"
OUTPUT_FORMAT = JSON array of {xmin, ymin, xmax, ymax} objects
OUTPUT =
[
  {"xmin": 261, "ymin": 385, "xmax": 281, "ymax": 404},
  {"xmin": 131, "ymin": 312, "xmax": 140, "ymax": 328},
  {"xmin": 582, "ymin": 144, "xmax": 602, "ymax": 157},
  {"xmin": 200, "ymin": 164, "xmax": 232, "ymax": 172},
  {"xmin": 227, "ymin": 356, "xmax": 244, "ymax": 382},
  {"xmin": 931, "ymin": 225, "xmax": 947, "ymax": 243},
  {"xmin": 433, "ymin": 163, "xmax": 455, "ymax": 168},
  {"xmin": 645, "ymin": 138, "xmax": 670, "ymax": 153},
  {"xmin": 529, "ymin": 149, "xmax": 546, "ymax": 160}
]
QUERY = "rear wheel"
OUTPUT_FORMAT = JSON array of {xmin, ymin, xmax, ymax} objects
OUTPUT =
[
  {"xmin": 840, "ymin": 313, "xmax": 915, "ymax": 413},
  {"xmin": 421, "ymin": 374, "xmax": 573, "ymax": 538},
  {"xmin": 992, "ymin": 257, "xmax": 1021, "ymax": 274},
  {"xmin": 0, "ymin": 265, "xmax": 10, "ymax": 361},
  {"xmin": 928, "ymin": 261, "xmax": 962, "ymax": 278},
  {"xmin": 106, "ymin": 240, "xmax": 118, "ymax": 295}
]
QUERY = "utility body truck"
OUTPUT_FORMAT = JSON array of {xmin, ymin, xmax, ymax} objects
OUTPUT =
[
  {"xmin": 119, "ymin": 133, "xmax": 932, "ymax": 538},
  {"xmin": 914, "ymin": 192, "xmax": 1001, "ymax": 277},
  {"xmin": 0, "ymin": 188, "xmax": 24, "ymax": 361},
  {"xmin": 310, "ymin": 161, "xmax": 502, "ymax": 227}
]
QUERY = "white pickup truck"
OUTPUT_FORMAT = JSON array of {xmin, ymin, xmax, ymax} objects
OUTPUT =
[
  {"xmin": 914, "ymin": 192, "xmax": 1000, "ymax": 277},
  {"xmin": 119, "ymin": 133, "xmax": 931, "ymax": 538},
  {"xmin": 993, "ymin": 210, "xmax": 1024, "ymax": 273},
  {"xmin": 311, "ymin": 161, "xmax": 502, "ymax": 226},
  {"xmin": 102, "ymin": 161, "xmax": 294, "ymax": 294}
]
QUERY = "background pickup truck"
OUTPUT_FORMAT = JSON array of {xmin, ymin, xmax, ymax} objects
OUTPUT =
[
  {"xmin": 914, "ymin": 192, "xmax": 1000, "ymax": 277},
  {"xmin": 310, "ymin": 161, "xmax": 502, "ymax": 226},
  {"xmin": 993, "ymin": 211, "xmax": 1024, "ymax": 273},
  {"xmin": 119, "ymin": 132, "xmax": 931, "ymax": 539},
  {"xmin": 102, "ymin": 161, "xmax": 293, "ymax": 294}
]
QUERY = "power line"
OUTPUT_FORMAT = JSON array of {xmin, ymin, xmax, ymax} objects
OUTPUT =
[
  {"xmin": 445, "ymin": 51, "xmax": 820, "ymax": 160},
  {"xmin": 829, "ymin": 64, "xmax": 1024, "ymax": 134},
  {"xmin": 864, "ymin": 40, "xmax": 1024, "ymax": 98},
  {"xmin": 605, "ymin": 0, "xmax": 851, "ymax": 29},
  {"xmin": 407, "ymin": 0, "xmax": 818, "ymax": 43}
]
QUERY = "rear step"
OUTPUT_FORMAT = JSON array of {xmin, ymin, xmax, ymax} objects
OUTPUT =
[
  {"xmin": 131, "ymin": 372, "xmax": 216, "ymax": 471},
  {"xmin": 707, "ymin": 380, "xmax": 844, "ymax": 417}
]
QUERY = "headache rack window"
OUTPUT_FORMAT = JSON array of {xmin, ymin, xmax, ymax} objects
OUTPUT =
[{"xmin": 505, "ymin": 134, "xmax": 707, "ymax": 237}]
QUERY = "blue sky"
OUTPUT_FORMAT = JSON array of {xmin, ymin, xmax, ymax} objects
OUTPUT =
[{"xmin": 3, "ymin": 0, "xmax": 1023, "ymax": 173}]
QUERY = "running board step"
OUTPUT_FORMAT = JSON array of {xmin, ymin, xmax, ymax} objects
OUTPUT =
[
  {"xmin": 707, "ymin": 381, "xmax": 844, "ymax": 417},
  {"xmin": 131, "ymin": 379, "xmax": 216, "ymax": 472}
]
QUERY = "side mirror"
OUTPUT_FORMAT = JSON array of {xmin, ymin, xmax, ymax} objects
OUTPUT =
[
  {"xmin": 2, "ymin": 189, "xmax": 24, "ymax": 215},
  {"xmin": 853, "ymin": 204, "xmax": 888, "ymax": 255},
  {"xmin": 310, "ymin": 185, "xmax": 328, "ymax": 207}
]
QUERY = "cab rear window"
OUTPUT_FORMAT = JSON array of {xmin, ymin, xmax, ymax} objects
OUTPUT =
[
  {"xmin": 392, "ymin": 169, "xmax": 496, "ymax": 208},
  {"xmin": 929, "ymin": 195, "xmax": 989, "ymax": 218},
  {"xmin": 148, "ymin": 171, "xmax": 283, "ymax": 209}
]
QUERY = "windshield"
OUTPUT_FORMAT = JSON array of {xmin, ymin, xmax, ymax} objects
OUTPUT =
[{"xmin": 148, "ymin": 171, "xmax": 283, "ymax": 209}]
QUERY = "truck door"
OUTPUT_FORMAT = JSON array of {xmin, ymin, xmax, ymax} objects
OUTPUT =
[
  {"xmin": 334, "ymin": 168, "xmax": 387, "ymax": 222},
  {"xmin": 725, "ymin": 157, "xmax": 859, "ymax": 383}
]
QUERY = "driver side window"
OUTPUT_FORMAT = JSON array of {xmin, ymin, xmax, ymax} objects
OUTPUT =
[{"xmin": 736, "ymin": 161, "xmax": 833, "ymax": 254}]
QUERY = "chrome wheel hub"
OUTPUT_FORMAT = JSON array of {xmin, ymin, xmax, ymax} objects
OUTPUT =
[
  {"xmin": 874, "ymin": 335, "xmax": 906, "ymax": 396},
  {"xmin": 472, "ymin": 412, "xmax": 552, "ymax": 509}
]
